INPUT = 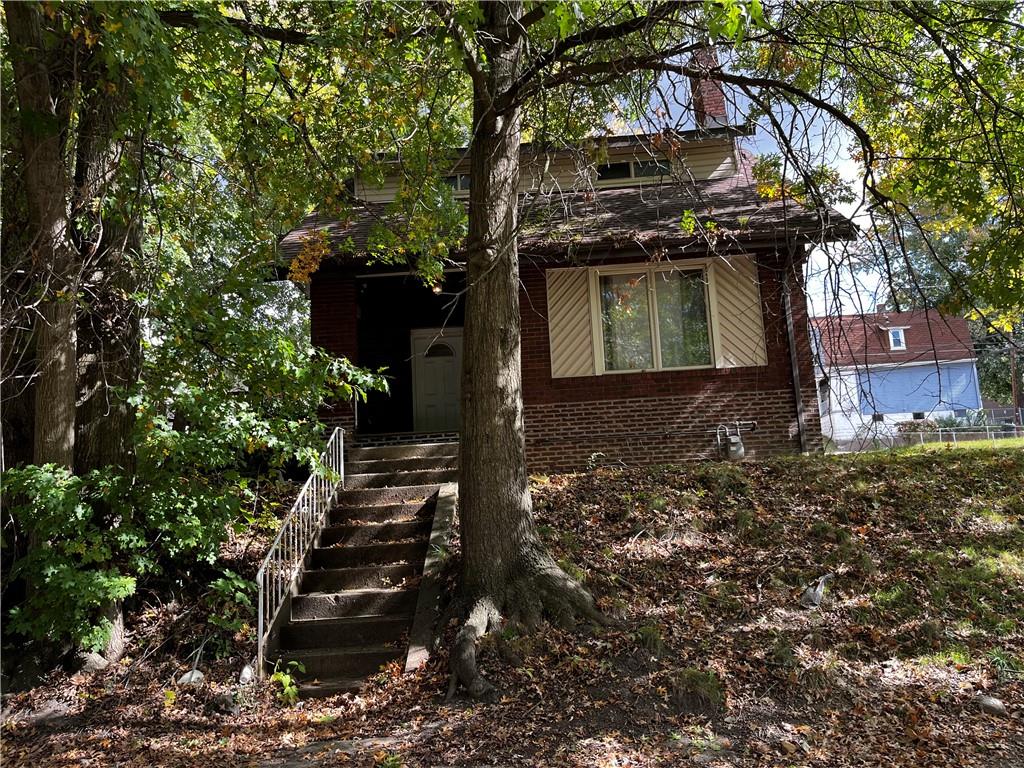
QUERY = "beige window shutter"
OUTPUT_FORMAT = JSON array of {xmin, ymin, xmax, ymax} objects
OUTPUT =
[
  {"xmin": 546, "ymin": 268, "xmax": 595, "ymax": 378},
  {"xmin": 712, "ymin": 256, "xmax": 768, "ymax": 367}
]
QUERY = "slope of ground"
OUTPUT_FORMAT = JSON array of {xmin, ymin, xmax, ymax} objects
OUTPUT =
[{"xmin": 3, "ymin": 448, "xmax": 1022, "ymax": 767}]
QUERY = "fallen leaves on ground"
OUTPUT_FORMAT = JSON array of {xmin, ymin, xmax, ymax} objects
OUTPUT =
[{"xmin": 3, "ymin": 448, "xmax": 1022, "ymax": 767}]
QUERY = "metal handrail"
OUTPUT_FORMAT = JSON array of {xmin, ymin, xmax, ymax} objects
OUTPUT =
[{"xmin": 256, "ymin": 427, "xmax": 345, "ymax": 675}]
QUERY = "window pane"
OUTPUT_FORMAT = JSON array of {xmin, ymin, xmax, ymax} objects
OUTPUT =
[
  {"xmin": 600, "ymin": 273, "xmax": 653, "ymax": 370},
  {"xmin": 655, "ymin": 271, "xmax": 711, "ymax": 367},
  {"xmin": 633, "ymin": 159, "xmax": 670, "ymax": 177},
  {"xmin": 597, "ymin": 162, "xmax": 632, "ymax": 180}
]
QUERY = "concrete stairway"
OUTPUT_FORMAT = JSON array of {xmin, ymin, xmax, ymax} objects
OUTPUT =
[{"xmin": 269, "ymin": 441, "xmax": 458, "ymax": 698}]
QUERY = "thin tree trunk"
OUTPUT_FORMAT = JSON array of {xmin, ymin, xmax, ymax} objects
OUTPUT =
[{"xmin": 73, "ymin": 90, "xmax": 141, "ymax": 476}]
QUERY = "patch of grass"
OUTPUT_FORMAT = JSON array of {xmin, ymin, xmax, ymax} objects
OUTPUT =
[
  {"xmin": 636, "ymin": 623, "xmax": 665, "ymax": 657},
  {"xmin": 915, "ymin": 643, "xmax": 973, "ymax": 667},
  {"xmin": 987, "ymin": 648, "xmax": 1023, "ymax": 681},
  {"xmin": 872, "ymin": 582, "xmax": 916, "ymax": 618},
  {"xmin": 699, "ymin": 579, "xmax": 745, "ymax": 613},
  {"xmin": 668, "ymin": 667, "xmax": 725, "ymax": 713},
  {"xmin": 903, "ymin": 436, "xmax": 1024, "ymax": 453},
  {"xmin": 692, "ymin": 462, "xmax": 751, "ymax": 500},
  {"xmin": 810, "ymin": 520, "xmax": 851, "ymax": 544},
  {"xmin": 734, "ymin": 507, "xmax": 756, "ymax": 538},
  {"xmin": 969, "ymin": 546, "xmax": 1024, "ymax": 580},
  {"xmin": 771, "ymin": 635, "xmax": 797, "ymax": 669}
]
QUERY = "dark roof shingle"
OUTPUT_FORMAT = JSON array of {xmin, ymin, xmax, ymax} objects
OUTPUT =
[{"xmin": 279, "ymin": 151, "xmax": 856, "ymax": 262}]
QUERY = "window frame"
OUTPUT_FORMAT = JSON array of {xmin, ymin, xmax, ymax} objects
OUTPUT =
[
  {"xmin": 887, "ymin": 327, "xmax": 908, "ymax": 351},
  {"xmin": 593, "ymin": 158, "xmax": 671, "ymax": 187},
  {"xmin": 442, "ymin": 174, "xmax": 472, "ymax": 196},
  {"xmin": 588, "ymin": 260, "xmax": 718, "ymax": 375}
]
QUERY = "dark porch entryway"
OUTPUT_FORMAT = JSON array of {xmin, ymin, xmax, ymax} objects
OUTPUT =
[{"xmin": 356, "ymin": 271, "xmax": 466, "ymax": 435}]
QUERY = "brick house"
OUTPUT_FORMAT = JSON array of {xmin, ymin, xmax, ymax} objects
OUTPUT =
[
  {"xmin": 282, "ymin": 81, "xmax": 854, "ymax": 471},
  {"xmin": 811, "ymin": 308, "xmax": 981, "ymax": 447}
]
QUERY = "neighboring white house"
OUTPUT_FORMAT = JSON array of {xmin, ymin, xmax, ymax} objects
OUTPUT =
[{"xmin": 811, "ymin": 308, "xmax": 982, "ymax": 449}]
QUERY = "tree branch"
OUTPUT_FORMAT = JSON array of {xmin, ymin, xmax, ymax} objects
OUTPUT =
[
  {"xmin": 429, "ymin": 1, "xmax": 491, "ymax": 102},
  {"xmin": 157, "ymin": 9, "xmax": 320, "ymax": 46},
  {"xmin": 516, "ymin": 5, "xmax": 548, "ymax": 35},
  {"xmin": 494, "ymin": 1, "xmax": 693, "ymax": 114}
]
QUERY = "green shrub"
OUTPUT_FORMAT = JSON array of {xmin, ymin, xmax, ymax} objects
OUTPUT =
[{"xmin": 2, "ymin": 465, "xmax": 139, "ymax": 651}]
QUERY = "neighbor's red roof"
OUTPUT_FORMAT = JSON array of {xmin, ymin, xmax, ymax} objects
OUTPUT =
[{"xmin": 812, "ymin": 309, "xmax": 975, "ymax": 368}]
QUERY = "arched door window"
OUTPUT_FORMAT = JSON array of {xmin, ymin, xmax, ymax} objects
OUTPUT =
[{"xmin": 425, "ymin": 343, "xmax": 455, "ymax": 358}]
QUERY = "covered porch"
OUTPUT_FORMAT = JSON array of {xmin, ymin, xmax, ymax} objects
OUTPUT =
[{"xmin": 350, "ymin": 270, "xmax": 466, "ymax": 438}]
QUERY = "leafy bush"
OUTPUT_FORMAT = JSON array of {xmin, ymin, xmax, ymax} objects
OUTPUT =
[
  {"xmin": 2, "ymin": 240, "xmax": 387, "ymax": 652},
  {"xmin": 2, "ymin": 466, "xmax": 138, "ymax": 651},
  {"xmin": 205, "ymin": 569, "xmax": 255, "ymax": 656}
]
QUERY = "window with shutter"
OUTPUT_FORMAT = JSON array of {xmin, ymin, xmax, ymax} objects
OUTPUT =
[{"xmin": 544, "ymin": 256, "xmax": 767, "ymax": 378}]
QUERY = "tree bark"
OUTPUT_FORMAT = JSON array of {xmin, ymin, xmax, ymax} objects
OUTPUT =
[
  {"xmin": 6, "ymin": 3, "xmax": 137, "ymax": 663},
  {"xmin": 72, "ymin": 85, "xmax": 142, "ymax": 476},
  {"xmin": 5, "ymin": 0, "xmax": 79, "ymax": 470},
  {"xmin": 452, "ymin": 0, "xmax": 600, "ymax": 700}
]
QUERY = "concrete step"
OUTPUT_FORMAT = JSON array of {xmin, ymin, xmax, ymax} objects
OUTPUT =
[
  {"xmin": 345, "ymin": 468, "xmax": 458, "ymax": 489},
  {"xmin": 347, "ymin": 442, "xmax": 458, "ymax": 461},
  {"xmin": 310, "ymin": 541, "xmax": 427, "ymax": 569},
  {"xmin": 329, "ymin": 500, "xmax": 434, "ymax": 526},
  {"xmin": 291, "ymin": 588, "xmax": 418, "ymax": 621},
  {"xmin": 279, "ymin": 614, "xmax": 411, "ymax": 651},
  {"xmin": 271, "ymin": 644, "xmax": 403, "ymax": 680},
  {"xmin": 300, "ymin": 563, "xmax": 418, "ymax": 593},
  {"xmin": 298, "ymin": 678, "xmax": 364, "ymax": 699},
  {"xmin": 319, "ymin": 519, "xmax": 433, "ymax": 547},
  {"xmin": 346, "ymin": 456, "xmax": 458, "ymax": 474},
  {"xmin": 335, "ymin": 484, "xmax": 439, "ymax": 507}
]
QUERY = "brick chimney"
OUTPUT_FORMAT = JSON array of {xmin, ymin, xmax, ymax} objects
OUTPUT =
[{"xmin": 688, "ymin": 47, "xmax": 728, "ymax": 128}]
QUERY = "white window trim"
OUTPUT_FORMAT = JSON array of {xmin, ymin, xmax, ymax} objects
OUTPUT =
[
  {"xmin": 588, "ymin": 260, "xmax": 717, "ymax": 375},
  {"xmin": 886, "ymin": 327, "xmax": 908, "ymax": 351}
]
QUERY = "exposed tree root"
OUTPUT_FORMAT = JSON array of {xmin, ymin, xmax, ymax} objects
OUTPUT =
[{"xmin": 447, "ymin": 557, "xmax": 607, "ymax": 701}]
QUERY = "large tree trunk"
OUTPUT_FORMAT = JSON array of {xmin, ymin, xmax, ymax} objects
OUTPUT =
[
  {"xmin": 73, "ymin": 87, "xmax": 141, "ymax": 477},
  {"xmin": 6, "ymin": 2, "xmax": 137, "ymax": 663},
  {"xmin": 452, "ymin": 0, "xmax": 600, "ymax": 700},
  {"xmin": 5, "ymin": 1, "xmax": 79, "ymax": 469}
]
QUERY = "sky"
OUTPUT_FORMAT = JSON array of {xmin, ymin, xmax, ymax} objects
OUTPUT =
[
  {"xmin": 741, "ymin": 109, "xmax": 884, "ymax": 319},
  {"xmin": 631, "ymin": 67, "xmax": 888, "ymax": 319}
]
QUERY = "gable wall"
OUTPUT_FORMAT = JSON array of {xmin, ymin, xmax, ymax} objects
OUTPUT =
[{"xmin": 354, "ymin": 140, "xmax": 737, "ymax": 203}]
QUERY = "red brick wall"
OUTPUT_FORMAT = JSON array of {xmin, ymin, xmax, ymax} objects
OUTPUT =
[
  {"xmin": 518, "ymin": 251, "xmax": 823, "ymax": 471},
  {"xmin": 308, "ymin": 252, "xmax": 824, "ymax": 468},
  {"xmin": 311, "ymin": 266, "xmax": 357, "ymax": 437}
]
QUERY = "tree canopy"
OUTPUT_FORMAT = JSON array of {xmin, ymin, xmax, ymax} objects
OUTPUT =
[{"xmin": 2, "ymin": 0, "xmax": 1022, "ymax": 678}]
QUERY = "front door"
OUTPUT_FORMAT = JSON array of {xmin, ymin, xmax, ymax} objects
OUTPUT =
[{"xmin": 411, "ymin": 328, "xmax": 462, "ymax": 432}]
